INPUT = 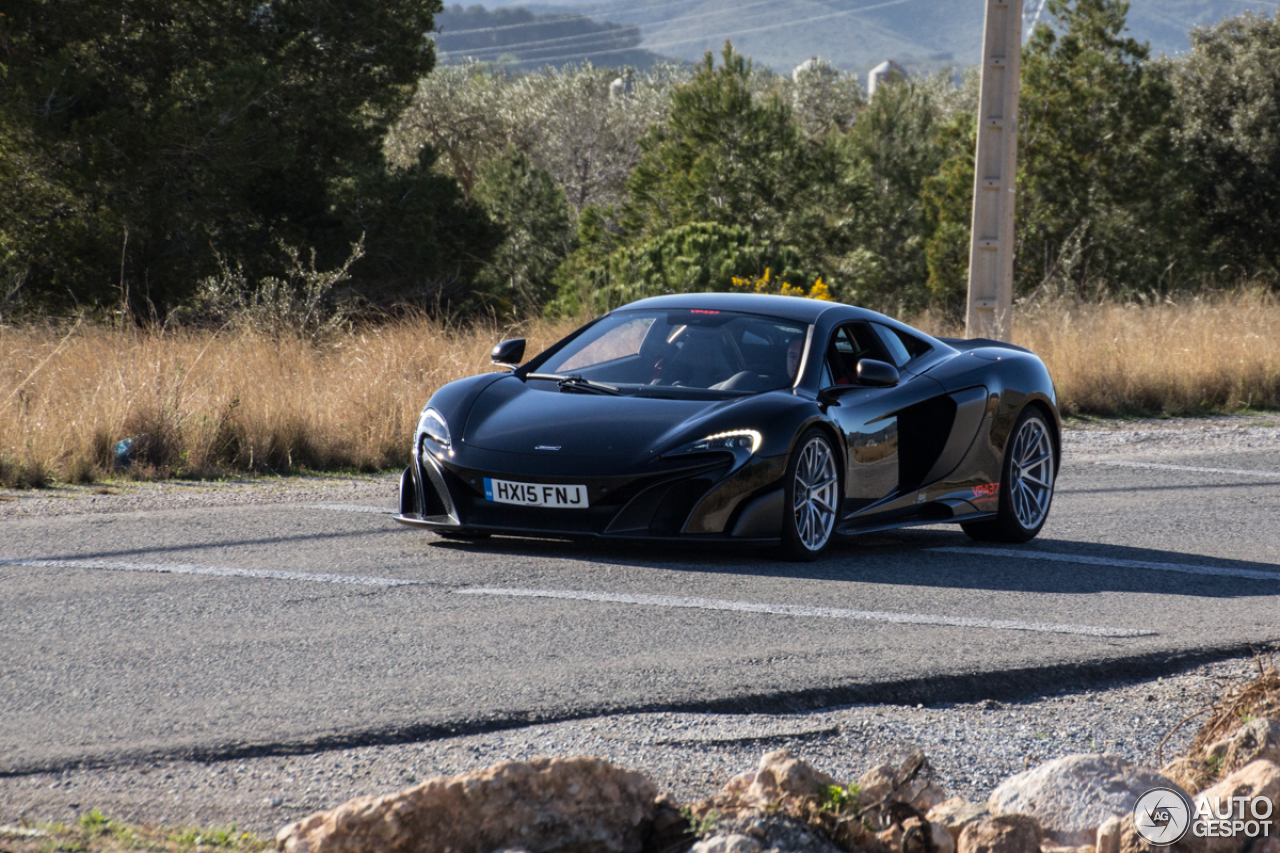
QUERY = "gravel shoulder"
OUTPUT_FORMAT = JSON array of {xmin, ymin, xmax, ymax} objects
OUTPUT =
[
  {"xmin": 0, "ymin": 473, "xmax": 400, "ymax": 520},
  {"xmin": 0, "ymin": 655, "xmax": 1268, "ymax": 837},
  {"xmin": 1061, "ymin": 413, "xmax": 1280, "ymax": 459},
  {"xmin": 2, "ymin": 415, "xmax": 1278, "ymax": 836}
]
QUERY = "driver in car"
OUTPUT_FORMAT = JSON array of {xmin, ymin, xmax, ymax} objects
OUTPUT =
[{"xmin": 785, "ymin": 337, "xmax": 804, "ymax": 381}]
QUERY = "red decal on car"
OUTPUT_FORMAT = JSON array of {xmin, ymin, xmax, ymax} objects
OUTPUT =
[
  {"xmin": 689, "ymin": 309, "xmax": 720, "ymax": 315},
  {"xmin": 972, "ymin": 483, "xmax": 999, "ymax": 499}
]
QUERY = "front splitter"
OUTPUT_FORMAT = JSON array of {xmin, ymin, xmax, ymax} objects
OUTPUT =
[{"xmin": 392, "ymin": 513, "xmax": 778, "ymax": 545}]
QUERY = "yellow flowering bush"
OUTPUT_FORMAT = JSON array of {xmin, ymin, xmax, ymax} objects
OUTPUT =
[{"xmin": 730, "ymin": 268, "xmax": 833, "ymax": 301}]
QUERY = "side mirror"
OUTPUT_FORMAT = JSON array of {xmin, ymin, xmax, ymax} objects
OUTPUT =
[
  {"xmin": 857, "ymin": 359, "xmax": 900, "ymax": 387},
  {"xmin": 491, "ymin": 338, "xmax": 525, "ymax": 369}
]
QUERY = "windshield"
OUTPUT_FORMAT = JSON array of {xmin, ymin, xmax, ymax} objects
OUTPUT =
[{"xmin": 534, "ymin": 309, "xmax": 809, "ymax": 396}]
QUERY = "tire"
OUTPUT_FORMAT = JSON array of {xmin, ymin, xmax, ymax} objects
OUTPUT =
[
  {"xmin": 962, "ymin": 406, "xmax": 1056, "ymax": 543},
  {"xmin": 780, "ymin": 428, "xmax": 841, "ymax": 561}
]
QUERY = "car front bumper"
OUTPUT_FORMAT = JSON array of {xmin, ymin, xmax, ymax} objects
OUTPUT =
[{"xmin": 395, "ymin": 442, "xmax": 787, "ymax": 542}]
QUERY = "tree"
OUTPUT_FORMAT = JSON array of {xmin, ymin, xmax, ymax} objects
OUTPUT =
[
  {"xmin": 832, "ymin": 78, "xmax": 948, "ymax": 310},
  {"xmin": 505, "ymin": 64, "xmax": 681, "ymax": 212},
  {"xmin": 920, "ymin": 115, "xmax": 979, "ymax": 310},
  {"xmin": 549, "ymin": 221, "xmax": 817, "ymax": 316},
  {"xmin": 472, "ymin": 149, "xmax": 576, "ymax": 314},
  {"xmin": 922, "ymin": 0, "xmax": 1194, "ymax": 313},
  {"xmin": 1016, "ymin": 0, "xmax": 1188, "ymax": 296},
  {"xmin": 549, "ymin": 44, "xmax": 834, "ymax": 312},
  {"xmin": 621, "ymin": 44, "xmax": 822, "ymax": 250},
  {"xmin": 385, "ymin": 62, "xmax": 512, "ymax": 199},
  {"xmin": 786, "ymin": 58, "xmax": 866, "ymax": 140},
  {"xmin": 0, "ymin": 0, "xmax": 496, "ymax": 314},
  {"xmin": 1165, "ymin": 10, "xmax": 1280, "ymax": 276},
  {"xmin": 386, "ymin": 60, "xmax": 686, "ymax": 211},
  {"xmin": 0, "ymin": 105, "xmax": 107, "ymax": 315}
]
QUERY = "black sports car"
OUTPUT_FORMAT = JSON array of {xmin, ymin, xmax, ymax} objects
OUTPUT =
[{"xmin": 396, "ymin": 293, "xmax": 1060, "ymax": 560}]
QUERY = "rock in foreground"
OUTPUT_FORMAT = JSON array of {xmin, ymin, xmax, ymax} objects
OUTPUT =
[
  {"xmin": 1193, "ymin": 759, "xmax": 1280, "ymax": 853},
  {"xmin": 958, "ymin": 814, "xmax": 1042, "ymax": 853},
  {"xmin": 988, "ymin": 753, "xmax": 1189, "ymax": 847},
  {"xmin": 276, "ymin": 756, "xmax": 658, "ymax": 853}
]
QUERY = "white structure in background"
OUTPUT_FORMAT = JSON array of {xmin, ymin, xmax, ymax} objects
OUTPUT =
[
  {"xmin": 867, "ymin": 60, "xmax": 906, "ymax": 98},
  {"xmin": 609, "ymin": 75, "xmax": 632, "ymax": 101},
  {"xmin": 792, "ymin": 56, "xmax": 835, "ymax": 83}
]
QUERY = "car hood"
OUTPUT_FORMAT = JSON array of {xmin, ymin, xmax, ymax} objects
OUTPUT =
[{"xmin": 461, "ymin": 376, "xmax": 731, "ymax": 459}]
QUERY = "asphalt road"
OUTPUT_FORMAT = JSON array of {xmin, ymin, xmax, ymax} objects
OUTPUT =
[{"xmin": 2, "ymin": 438, "xmax": 1278, "ymax": 777}]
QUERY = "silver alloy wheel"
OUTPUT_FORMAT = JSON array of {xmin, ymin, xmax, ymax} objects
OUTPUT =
[
  {"xmin": 1009, "ymin": 414, "xmax": 1055, "ymax": 530},
  {"xmin": 793, "ymin": 435, "xmax": 839, "ymax": 552}
]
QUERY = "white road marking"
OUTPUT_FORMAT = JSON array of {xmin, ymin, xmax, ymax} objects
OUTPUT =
[
  {"xmin": 301, "ymin": 504, "xmax": 394, "ymax": 514},
  {"xmin": 927, "ymin": 547, "xmax": 1280, "ymax": 582},
  {"xmin": 1091, "ymin": 461, "xmax": 1280, "ymax": 479},
  {"xmin": 0, "ymin": 558, "xmax": 420, "ymax": 587},
  {"xmin": 455, "ymin": 587, "xmax": 1153, "ymax": 637}
]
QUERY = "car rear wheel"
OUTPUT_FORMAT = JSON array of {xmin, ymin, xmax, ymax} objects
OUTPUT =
[
  {"xmin": 962, "ymin": 406, "xmax": 1056, "ymax": 543},
  {"xmin": 781, "ymin": 429, "xmax": 840, "ymax": 561}
]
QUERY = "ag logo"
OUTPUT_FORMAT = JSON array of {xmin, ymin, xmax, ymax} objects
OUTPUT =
[{"xmin": 1134, "ymin": 787, "xmax": 1193, "ymax": 846}]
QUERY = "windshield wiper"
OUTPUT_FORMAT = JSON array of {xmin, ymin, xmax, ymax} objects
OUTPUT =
[{"xmin": 525, "ymin": 373, "xmax": 621, "ymax": 395}]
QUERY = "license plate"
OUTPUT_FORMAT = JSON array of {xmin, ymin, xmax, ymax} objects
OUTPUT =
[{"xmin": 483, "ymin": 478, "xmax": 589, "ymax": 508}]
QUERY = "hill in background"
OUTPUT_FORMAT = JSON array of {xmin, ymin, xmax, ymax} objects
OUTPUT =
[
  {"xmin": 434, "ymin": 5, "xmax": 678, "ymax": 70},
  {"xmin": 456, "ymin": 0, "xmax": 1278, "ymax": 74}
]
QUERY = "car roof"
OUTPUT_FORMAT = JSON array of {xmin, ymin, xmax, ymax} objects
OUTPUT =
[{"xmin": 617, "ymin": 292, "xmax": 846, "ymax": 324}]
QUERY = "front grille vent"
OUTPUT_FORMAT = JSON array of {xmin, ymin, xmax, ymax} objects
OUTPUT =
[
  {"xmin": 649, "ymin": 478, "xmax": 714, "ymax": 535},
  {"xmin": 421, "ymin": 456, "xmax": 455, "ymax": 516}
]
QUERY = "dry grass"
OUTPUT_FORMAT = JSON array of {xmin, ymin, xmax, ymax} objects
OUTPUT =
[
  {"xmin": 914, "ymin": 288, "xmax": 1280, "ymax": 417},
  {"xmin": 1156, "ymin": 655, "xmax": 1280, "ymax": 791},
  {"xmin": 1187, "ymin": 659, "xmax": 1280, "ymax": 757},
  {"xmin": 0, "ymin": 316, "xmax": 573, "ymax": 488},
  {"xmin": 4, "ymin": 290, "xmax": 1280, "ymax": 488}
]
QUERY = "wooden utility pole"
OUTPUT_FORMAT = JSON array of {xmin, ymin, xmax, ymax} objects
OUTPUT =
[{"xmin": 966, "ymin": 0, "xmax": 1023, "ymax": 341}]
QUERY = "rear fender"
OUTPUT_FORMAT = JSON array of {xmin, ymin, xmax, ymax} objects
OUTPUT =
[{"xmin": 924, "ymin": 348, "xmax": 1059, "ymax": 460}]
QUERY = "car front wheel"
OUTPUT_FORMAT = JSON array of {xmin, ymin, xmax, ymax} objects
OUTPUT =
[{"xmin": 780, "ymin": 428, "xmax": 840, "ymax": 561}]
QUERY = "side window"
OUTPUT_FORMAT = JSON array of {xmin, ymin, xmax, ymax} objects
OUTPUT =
[
  {"xmin": 899, "ymin": 330, "xmax": 931, "ymax": 358},
  {"xmin": 826, "ymin": 327, "xmax": 857, "ymax": 385},
  {"xmin": 871, "ymin": 322, "xmax": 932, "ymax": 368},
  {"xmin": 825, "ymin": 323, "xmax": 890, "ymax": 385},
  {"xmin": 871, "ymin": 323, "xmax": 912, "ymax": 368}
]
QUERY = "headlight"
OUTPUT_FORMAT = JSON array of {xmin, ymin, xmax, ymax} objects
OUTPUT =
[
  {"xmin": 417, "ymin": 407, "xmax": 452, "ymax": 448},
  {"xmin": 664, "ymin": 429, "xmax": 762, "ymax": 457}
]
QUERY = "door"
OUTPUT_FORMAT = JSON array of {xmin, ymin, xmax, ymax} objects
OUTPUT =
[{"xmin": 820, "ymin": 322, "xmax": 947, "ymax": 515}]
